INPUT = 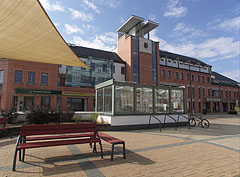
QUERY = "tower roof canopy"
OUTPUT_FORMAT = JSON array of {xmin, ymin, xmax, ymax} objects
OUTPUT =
[{"xmin": 0, "ymin": 0, "xmax": 89, "ymax": 68}]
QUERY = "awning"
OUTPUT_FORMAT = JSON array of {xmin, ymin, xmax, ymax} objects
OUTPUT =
[{"xmin": 0, "ymin": 0, "xmax": 89, "ymax": 68}]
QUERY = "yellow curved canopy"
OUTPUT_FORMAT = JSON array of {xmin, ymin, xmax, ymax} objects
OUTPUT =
[{"xmin": 0, "ymin": 0, "xmax": 89, "ymax": 68}]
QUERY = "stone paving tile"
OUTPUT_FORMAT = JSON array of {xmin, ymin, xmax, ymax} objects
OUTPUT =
[{"xmin": 0, "ymin": 116, "xmax": 239, "ymax": 177}]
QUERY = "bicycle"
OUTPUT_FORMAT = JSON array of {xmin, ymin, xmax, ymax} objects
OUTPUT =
[{"xmin": 188, "ymin": 114, "xmax": 210, "ymax": 129}]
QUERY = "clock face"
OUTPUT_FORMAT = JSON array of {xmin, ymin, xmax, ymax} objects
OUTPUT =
[{"xmin": 144, "ymin": 42, "xmax": 148, "ymax": 49}]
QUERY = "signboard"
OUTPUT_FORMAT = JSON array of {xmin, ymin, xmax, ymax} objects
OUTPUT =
[
  {"xmin": 16, "ymin": 88, "xmax": 61, "ymax": 95},
  {"xmin": 62, "ymin": 91, "xmax": 95, "ymax": 97}
]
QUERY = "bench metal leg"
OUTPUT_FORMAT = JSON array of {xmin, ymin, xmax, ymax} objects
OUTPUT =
[
  {"xmin": 123, "ymin": 142, "xmax": 126, "ymax": 159},
  {"xmin": 99, "ymin": 141, "xmax": 103, "ymax": 159},
  {"xmin": 19, "ymin": 150, "xmax": 21, "ymax": 161},
  {"xmin": 22, "ymin": 149, "xmax": 25, "ymax": 162},
  {"xmin": 93, "ymin": 143, "xmax": 97, "ymax": 153},
  {"xmin": 12, "ymin": 149, "xmax": 18, "ymax": 171},
  {"xmin": 111, "ymin": 144, "xmax": 114, "ymax": 161}
]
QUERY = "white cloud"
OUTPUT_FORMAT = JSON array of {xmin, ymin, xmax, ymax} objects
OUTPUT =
[
  {"xmin": 149, "ymin": 14, "xmax": 156, "ymax": 21},
  {"xmin": 82, "ymin": 0, "xmax": 100, "ymax": 14},
  {"xmin": 64, "ymin": 24, "xmax": 84, "ymax": 34},
  {"xmin": 70, "ymin": 32, "xmax": 117, "ymax": 51},
  {"xmin": 171, "ymin": 22, "xmax": 206, "ymax": 40},
  {"xmin": 119, "ymin": 16, "xmax": 125, "ymax": 24},
  {"xmin": 69, "ymin": 8, "xmax": 94, "ymax": 21},
  {"xmin": 163, "ymin": 0, "xmax": 187, "ymax": 18},
  {"xmin": 221, "ymin": 70, "xmax": 240, "ymax": 82},
  {"xmin": 100, "ymin": 0, "xmax": 122, "ymax": 8},
  {"xmin": 216, "ymin": 17, "xmax": 240, "ymax": 31},
  {"xmin": 157, "ymin": 36, "xmax": 240, "ymax": 62},
  {"xmin": 39, "ymin": 0, "xmax": 64, "ymax": 11}
]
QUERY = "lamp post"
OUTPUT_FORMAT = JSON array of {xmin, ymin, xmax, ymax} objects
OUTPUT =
[{"xmin": 142, "ymin": 68, "xmax": 147, "ymax": 84}]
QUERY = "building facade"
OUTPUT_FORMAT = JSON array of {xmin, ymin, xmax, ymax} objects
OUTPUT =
[
  {"xmin": 0, "ymin": 46, "xmax": 126, "ymax": 112},
  {"xmin": 0, "ymin": 16, "xmax": 239, "ymax": 113}
]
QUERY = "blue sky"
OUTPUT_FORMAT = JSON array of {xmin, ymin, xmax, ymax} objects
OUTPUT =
[{"xmin": 39, "ymin": 0, "xmax": 240, "ymax": 82}]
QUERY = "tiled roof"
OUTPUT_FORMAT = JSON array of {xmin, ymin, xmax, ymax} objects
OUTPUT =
[
  {"xmin": 211, "ymin": 71, "xmax": 240, "ymax": 87},
  {"xmin": 159, "ymin": 50, "xmax": 210, "ymax": 67},
  {"xmin": 70, "ymin": 45, "xmax": 125, "ymax": 64}
]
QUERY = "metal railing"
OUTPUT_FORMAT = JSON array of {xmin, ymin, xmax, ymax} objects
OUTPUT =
[{"xmin": 148, "ymin": 114, "xmax": 162, "ymax": 132}]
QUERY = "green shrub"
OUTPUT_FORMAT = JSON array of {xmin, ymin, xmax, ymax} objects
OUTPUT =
[
  {"xmin": 90, "ymin": 113, "xmax": 99, "ymax": 123},
  {"xmin": 72, "ymin": 114, "xmax": 82, "ymax": 123}
]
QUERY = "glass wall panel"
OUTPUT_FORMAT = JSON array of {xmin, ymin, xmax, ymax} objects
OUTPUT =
[
  {"xmin": 171, "ymin": 89, "xmax": 184, "ymax": 113},
  {"xmin": 24, "ymin": 96, "xmax": 34, "ymax": 111},
  {"xmin": 155, "ymin": 88, "xmax": 169, "ymax": 113},
  {"xmin": 136, "ymin": 87, "xmax": 153, "ymax": 113},
  {"xmin": 115, "ymin": 85, "xmax": 134, "ymax": 114},
  {"xmin": 97, "ymin": 88, "xmax": 103, "ymax": 112},
  {"xmin": 104, "ymin": 86, "xmax": 112, "ymax": 113},
  {"xmin": 64, "ymin": 57, "xmax": 113, "ymax": 87}
]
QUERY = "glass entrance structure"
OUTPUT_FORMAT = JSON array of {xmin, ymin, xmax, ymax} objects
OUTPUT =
[{"xmin": 96, "ymin": 79, "xmax": 185, "ymax": 115}]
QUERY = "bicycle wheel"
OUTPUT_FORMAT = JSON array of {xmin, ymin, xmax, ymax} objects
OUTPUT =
[
  {"xmin": 188, "ymin": 118, "xmax": 196, "ymax": 127},
  {"xmin": 201, "ymin": 119, "xmax": 210, "ymax": 128}
]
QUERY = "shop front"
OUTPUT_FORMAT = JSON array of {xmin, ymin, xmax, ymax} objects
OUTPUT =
[{"xmin": 14, "ymin": 88, "xmax": 95, "ymax": 112}]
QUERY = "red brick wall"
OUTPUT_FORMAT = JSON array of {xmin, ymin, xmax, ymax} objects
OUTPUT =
[
  {"xmin": 0, "ymin": 59, "xmax": 95, "ymax": 111},
  {"xmin": 139, "ymin": 52, "xmax": 152, "ymax": 85},
  {"xmin": 117, "ymin": 35, "xmax": 133, "ymax": 81}
]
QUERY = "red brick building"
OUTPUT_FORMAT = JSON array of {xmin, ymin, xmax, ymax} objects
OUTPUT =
[{"xmin": 0, "ymin": 16, "xmax": 239, "ymax": 113}]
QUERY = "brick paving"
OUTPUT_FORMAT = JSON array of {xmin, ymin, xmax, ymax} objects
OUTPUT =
[{"xmin": 0, "ymin": 115, "xmax": 239, "ymax": 177}]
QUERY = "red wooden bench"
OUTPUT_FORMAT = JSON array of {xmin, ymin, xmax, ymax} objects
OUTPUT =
[
  {"xmin": 0, "ymin": 118, "xmax": 7, "ymax": 128},
  {"xmin": 12, "ymin": 123, "xmax": 103, "ymax": 171},
  {"xmin": 0, "ymin": 118, "xmax": 13, "ymax": 138},
  {"xmin": 98, "ymin": 132, "xmax": 125, "ymax": 161}
]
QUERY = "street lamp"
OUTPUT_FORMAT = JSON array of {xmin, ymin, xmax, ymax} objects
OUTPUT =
[{"xmin": 142, "ymin": 68, "xmax": 147, "ymax": 84}]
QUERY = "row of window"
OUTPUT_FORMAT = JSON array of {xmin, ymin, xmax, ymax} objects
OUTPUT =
[
  {"xmin": 15, "ymin": 70, "xmax": 48, "ymax": 85},
  {"xmin": 187, "ymin": 87, "xmax": 239, "ymax": 99},
  {"xmin": 13, "ymin": 96, "xmax": 87, "ymax": 112},
  {"xmin": 161, "ymin": 70, "xmax": 210, "ymax": 83}
]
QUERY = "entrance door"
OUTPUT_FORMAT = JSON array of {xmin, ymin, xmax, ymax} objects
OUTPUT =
[
  {"xmin": 67, "ymin": 98, "xmax": 85, "ymax": 111},
  {"xmin": 222, "ymin": 103, "xmax": 228, "ymax": 112}
]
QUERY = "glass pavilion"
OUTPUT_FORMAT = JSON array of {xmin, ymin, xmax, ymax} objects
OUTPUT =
[{"xmin": 96, "ymin": 79, "xmax": 185, "ymax": 115}]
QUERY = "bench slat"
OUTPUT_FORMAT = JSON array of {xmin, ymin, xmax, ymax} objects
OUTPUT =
[
  {"xmin": 98, "ymin": 132, "xmax": 123, "ymax": 144},
  {"xmin": 26, "ymin": 133, "xmax": 94, "ymax": 141},
  {"xmin": 17, "ymin": 138, "xmax": 100, "ymax": 150}
]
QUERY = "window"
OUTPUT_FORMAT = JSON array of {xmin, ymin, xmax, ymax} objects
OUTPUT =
[
  {"xmin": 198, "ymin": 102, "xmax": 201, "ymax": 112},
  {"xmin": 15, "ymin": 70, "xmax": 23, "ymax": 83},
  {"xmin": 121, "ymin": 67, "xmax": 125, "ymax": 75},
  {"xmin": 28, "ymin": 72, "xmax": 35, "ymax": 84},
  {"xmin": 115, "ymin": 85, "xmax": 134, "ymax": 114},
  {"xmin": 212, "ymin": 90, "xmax": 218, "ymax": 96},
  {"xmin": 112, "ymin": 65, "xmax": 115, "ymax": 74},
  {"xmin": 198, "ymin": 88, "xmax": 201, "ymax": 98},
  {"xmin": 191, "ymin": 75, "xmax": 194, "ymax": 81},
  {"xmin": 97, "ymin": 88, "xmax": 103, "ymax": 112},
  {"xmin": 103, "ymin": 64, "xmax": 107, "ymax": 72},
  {"xmin": 202, "ymin": 88, "xmax": 205, "ymax": 96},
  {"xmin": 207, "ymin": 77, "xmax": 210, "ymax": 83},
  {"xmin": 24, "ymin": 96, "xmax": 34, "ymax": 111},
  {"xmin": 68, "ymin": 98, "xmax": 84, "ymax": 111},
  {"xmin": 155, "ymin": 88, "xmax": 169, "ymax": 113},
  {"xmin": 161, "ymin": 70, "xmax": 165, "ymax": 77},
  {"xmin": 136, "ymin": 87, "xmax": 153, "ymax": 113},
  {"xmin": 192, "ymin": 87, "xmax": 195, "ymax": 98},
  {"xmin": 208, "ymin": 88, "xmax": 211, "ymax": 96},
  {"xmin": 0, "ymin": 70, "xmax": 4, "ymax": 90},
  {"xmin": 187, "ymin": 74, "xmax": 189, "ymax": 80},
  {"xmin": 171, "ymin": 89, "xmax": 184, "ymax": 113},
  {"xmin": 229, "ymin": 91, "xmax": 231, "ymax": 97},
  {"xmin": 41, "ymin": 96, "xmax": 51, "ymax": 109},
  {"xmin": 168, "ymin": 71, "xmax": 171, "ymax": 78},
  {"xmin": 187, "ymin": 87, "xmax": 190, "ymax": 98},
  {"xmin": 197, "ymin": 75, "xmax": 200, "ymax": 82},
  {"xmin": 180, "ymin": 73, "xmax": 184, "ymax": 80},
  {"xmin": 175, "ymin": 72, "xmax": 178, "ymax": 79},
  {"xmin": 104, "ymin": 86, "xmax": 112, "ymax": 113},
  {"xmin": 225, "ymin": 90, "xmax": 228, "ymax": 97},
  {"xmin": 202, "ymin": 76, "xmax": 204, "ymax": 83},
  {"xmin": 41, "ymin": 73, "xmax": 48, "ymax": 85}
]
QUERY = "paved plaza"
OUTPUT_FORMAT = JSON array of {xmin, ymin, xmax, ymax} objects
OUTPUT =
[{"xmin": 0, "ymin": 114, "xmax": 239, "ymax": 177}]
